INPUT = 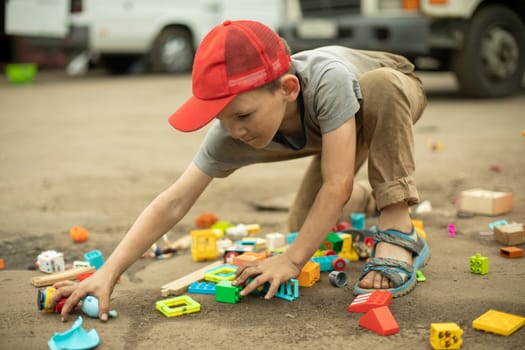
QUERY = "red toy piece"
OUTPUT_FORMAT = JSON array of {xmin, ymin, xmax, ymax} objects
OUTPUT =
[
  {"xmin": 359, "ymin": 306, "xmax": 399, "ymax": 336},
  {"xmin": 348, "ymin": 290, "xmax": 392, "ymax": 313}
]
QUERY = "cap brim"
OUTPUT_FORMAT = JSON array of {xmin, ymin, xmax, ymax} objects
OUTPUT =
[{"xmin": 168, "ymin": 94, "xmax": 236, "ymax": 132}]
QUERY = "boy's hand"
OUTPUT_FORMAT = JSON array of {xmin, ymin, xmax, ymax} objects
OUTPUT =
[
  {"xmin": 49, "ymin": 270, "xmax": 115, "ymax": 322},
  {"xmin": 233, "ymin": 253, "xmax": 301, "ymax": 299}
]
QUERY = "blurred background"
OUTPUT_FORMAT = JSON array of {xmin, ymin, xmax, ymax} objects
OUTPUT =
[{"xmin": 1, "ymin": 0, "xmax": 524, "ymax": 97}]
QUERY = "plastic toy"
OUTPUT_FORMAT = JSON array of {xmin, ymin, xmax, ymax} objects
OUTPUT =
[
  {"xmin": 225, "ymin": 224, "xmax": 260, "ymax": 240},
  {"xmin": 328, "ymin": 270, "xmax": 348, "ymax": 287},
  {"xmin": 191, "ymin": 229, "xmax": 218, "ymax": 262},
  {"xmin": 215, "ymin": 280, "xmax": 242, "ymax": 304},
  {"xmin": 321, "ymin": 233, "xmax": 343, "ymax": 252},
  {"xmin": 204, "ymin": 264, "xmax": 237, "ymax": 283},
  {"xmin": 351, "ymin": 213, "xmax": 366, "ymax": 230},
  {"xmin": 287, "ymin": 232, "xmax": 299, "ymax": 245},
  {"xmin": 359, "ymin": 306, "xmax": 399, "ymax": 336},
  {"xmin": 84, "ymin": 250, "xmax": 104, "ymax": 270},
  {"xmin": 494, "ymin": 223, "xmax": 525, "ymax": 245},
  {"xmin": 311, "ymin": 255, "xmax": 348, "ymax": 272},
  {"xmin": 500, "ymin": 246, "xmax": 523, "ymax": 259},
  {"xmin": 337, "ymin": 233, "xmax": 360, "ymax": 261},
  {"xmin": 333, "ymin": 221, "xmax": 351, "ymax": 232},
  {"xmin": 38, "ymin": 287, "xmax": 68, "ymax": 313},
  {"xmin": 430, "ymin": 323, "xmax": 463, "ymax": 349},
  {"xmin": 231, "ymin": 251, "xmax": 267, "ymax": 267},
  {"xmin": 297, "ymin": 260, "xmax": 320, "ymax": 287},
  {"xmin": 210, "ymin": 221, "xmax": 234, "ymax": 235},
  {"xmin": 156, "ymin": 295, "xmax": 201, "ymax": 317},
  {"xmin": 195, "ymin": 212, "xmax": 219, "ymax": 228},
  {"xmin": 488, "ymin": 219, "xmax": 508, "ymax": 231},
  {"xmin": 0, "ymin": 258, "xmax": 4, "ymax": 270},
  {"xmin": 472, "ymin": 309, "xmax": 525, "ymax": 336},
  {"xmin": 416, "ymin": 270, "xmax": 426, "ymax": 282},
  {"xmin": 223, "ymin": 245, "xmax": 254, "ymax": 264},
  {"xmin": 188, "ymin": 281, "xmax": 217, "ymax": 295},
  {"xmin": 447, "ymin": 224, "xmax": 456, "ymax": 237},
  {"xmin": 48, "ymin": 316, "xmax": 99, "ymax": 350},
  {"xmin": 348, "ymin": 290, "xmax": 392, "ymax": 313},
  {"xmin": 37, "ymin": 250, "xmax": 65, "ymax": 274},
  {"xmin": 274, "ymin": 278, "xmax": 299, "ymax": 301},
  {"xmin": 265, "ymin": 232, "xmax": 286, "ymax": 250},
  {"xmin": 470, "ymin": 253, "xmax": 488, "ymax": 275},
  {"xmin": 82, "ymin": 296, "xmax": 118, "ymax": 318},
  {"xmin": 69, "ymin": 226, "xmax": 90, "ymax": 243}
]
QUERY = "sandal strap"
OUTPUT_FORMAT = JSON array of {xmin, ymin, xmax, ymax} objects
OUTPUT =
[
  {"xmin": 375, "ymin": 228, "xmax": 424, "ymax": 256},
  {"xmin": 361, "ymin": 257, "xmax": 413, "ymax": 287}
]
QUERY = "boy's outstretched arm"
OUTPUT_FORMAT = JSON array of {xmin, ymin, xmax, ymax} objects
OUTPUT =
[
  {"xmin": 50, "ymin": 162, "xmax": 213, "ymax": 321},
  {"xmin": 235, "ymin": 118, "xmax": 357, "ymax": 298}
]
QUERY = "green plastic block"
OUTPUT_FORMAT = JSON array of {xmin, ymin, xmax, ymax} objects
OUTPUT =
[
  {"xmin": 470, "ymin": 253, "xmax": 488, "ymax": 275},
  {"xmin": 322, "ymin": 233, "xmax": 343, "ymax": 252},
  {"xmin": 215, "ymin": 280, "xmax": 242, "ymax": 304}
]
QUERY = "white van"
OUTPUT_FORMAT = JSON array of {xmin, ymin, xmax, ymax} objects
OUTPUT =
[{"xmin": 6, "ymin": 0, "xmax": 283, "ymax": 74}]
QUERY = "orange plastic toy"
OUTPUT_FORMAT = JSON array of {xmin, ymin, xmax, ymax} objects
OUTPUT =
[
  {"xmin": 195, "ymin": 213, "xmax": 219, "ymax": 228},
  {"xmin": 69, "ymin": 226, "xmax": 90, "ymax": 243}
]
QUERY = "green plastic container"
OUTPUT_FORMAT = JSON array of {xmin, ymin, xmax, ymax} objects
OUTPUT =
[{"xmin": 5, "ymin": 63, "xmax": 37, "ymax": 84}]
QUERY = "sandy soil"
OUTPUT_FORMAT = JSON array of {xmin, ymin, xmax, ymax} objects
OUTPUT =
[{"xmin": 0, "ymin": 70, "xmax": 524, "ymax": 350}]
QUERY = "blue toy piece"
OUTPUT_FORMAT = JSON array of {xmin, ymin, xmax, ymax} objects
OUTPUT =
[
  {"xmin": 311, "ymin": 255, "xmax": 348, "ymax": 272},
  {"xmin": 83, "ymin": 250, "xmax": 104, "ymax": 270},
  {"xmin": 48, "ymin": 316, "xmax": 99, "ymax": 350},
  {"xmin": 82, "ymin": 296, "xmax": 118, "ymax": 318},
  {"xmin": 488, "ymin": 219, "xmax": 508, "ymax": 231},
  {"xmin": 188, "ymin": 281, "xmax": 217, "ymax": 295},
  {"xmin": 274, "ymin": 278, "xmax": 299, "ymax": 301}
]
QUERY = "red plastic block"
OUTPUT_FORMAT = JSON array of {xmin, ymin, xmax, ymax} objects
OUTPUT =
[
  {"xmin": 359, "ymin": 306, "xmax": 399, "ymax": 336},
  {"xmin": 500, "ymin": 246, "xmax": 523, "ymax": 259},
  {"xmin": 348, "ymin": 290, "xmax": 392, "ymax": 313}
]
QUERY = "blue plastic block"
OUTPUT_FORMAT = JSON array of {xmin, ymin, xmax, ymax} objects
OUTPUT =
[
  {"xmin": 488, "ymin": 219, "xmax": 508, "ymax": 231},
  {"xmin": 48, "ymin": 316, "xmax": 99, "ymax": 350},
  {"xmin": 83, "ymin": 250, "xmax": 104, "ymax": 270},
  {"xmin": 351, "ymin": 213, "xmax": 366, "ymax": 230},
  {"xmin": 274, "ymin": 278, "xmax": 299, "ymax": 301},
  {"xmin": 287, "ymin": 232, "xmax": 299, "ymax": 245},
  {"xmin": 188, "ymin": 281, "xmax": 217, "ymax": 295}
]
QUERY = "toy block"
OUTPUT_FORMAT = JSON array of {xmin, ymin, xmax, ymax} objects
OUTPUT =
[
  {"xmin": 215, "ymin": 280, "xmax": 242, "ymax": 304},
  {"xmin": 195, "ymin": 212, "xmax": 219, "ymax": 228},
  {"xmin": 210, "ymin": 221, "xmax": 234, "ymax": 235},
  {"xmin": 156, "ymin": 295, "xmax": 201, "ymax": 317},
  {"xmin": 430, "ymin": 323, "xmax": 463, "ymax": 349},
  {"xmin": 37, "ymin": 250, "xmax": 65, "ymax": 273},
  {"xmin": 265, "ymin": 232, "xmax": 286, "ymax": 250},
  {"xmin": 460, "ymin": 188, "xmax": 512, "ymax": 216},
  {"xmin": 348, "ymin": 291, "xmax": 392, "ymax": 313},
  {"xmin": 160, "ymin": 260, "xmax": 222, "ymax": 297},
  {"xmin": 231, "ymin": 251, "xmax": 267, "ymax": 267},
  {"xmin": 351, "ymin": 213, "xmax": 366, "ymax": 230},
  {"xmin": 321, "ymin": 232, "xmax": 343, "ymax": 252},
  {"xmin": 188, "ymin": 281, "xmax": 216, "ymax": 295},
  {"xmin": 0, "ymin": 258, "xmax": 4, "ymax": 269},
  {"xmin": 223, "ymin": 245, "xmax": 254, "ymax": 264},
  {"xmin": 83, "ymin": 250, "xmax": 104, "ymax": 270},
  {"xmin": 240, "ymin": 237, "xmax": 267, "ymax": 251},
  {"xmin": 470, "ymin": 253, "xmax": 488, "ymax": 275},
  {"xmin": 287, "ymin": 232, "xmax": 299, "ymax": 245},
  {"xmin": 500, "ymin": 246, "xmax": 523, "ymax": 259},
  {"xmin": 274, "ymin": 278, "xmax": 299, "ymax": 301},
  {"xmin": 191, "ymin": 229, "xmax": 218, "ymax": 262},
  {"xmin": 31, "ymin": 266, "xmax": 95, "ymax": 287},
  {"xmin": 204, "ymin": 264, "xmax": 237, "ymax": 283},
  {"xmin": 447, "ymin": 223, "xmax": 456, "ymax": 237},
  {"xmin": 416, "ymin": 270, "xmax": 426, "ymax": 282},
  {"xmin": 359, "ymin": 306, "xmax": 399, "ymax": 336},
  {"xmin": 216, "ymin": 238, "xmax": 234, "ymax": 255},
  {"xmin": 297, "ymin": 260, "xmax": 320, "ymax": 287},
  {"xmin": 494, "ymin": 223, "xmax": 524, "ymax": 245},
  {"xmin": 488, "ymin": 219, "xmax": 508, "ymax": 231},
  {"xmin": 311, "ymin": 255, "xmax": 348, "ymax": 272},
  {"xmin": 472, "ymin": 309, "xmax": 525, "ymax": 336},
  {"xmin": 337, "ymin": 233, "xmax": 360, "ymax": 261}
]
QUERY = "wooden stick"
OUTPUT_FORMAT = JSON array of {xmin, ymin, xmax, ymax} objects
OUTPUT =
[
  {"xmin": 160, "ymin": 260, "xmax": 222, "ymax": 297},
  {"xmin": 31, "ymin": 266, "xmax": 96, "ymax": 287}
]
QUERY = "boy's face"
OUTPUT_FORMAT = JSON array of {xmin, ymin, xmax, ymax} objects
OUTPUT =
[{"xmin": 216, "ymin": 85, "xmax": 289, "ymax": 149}]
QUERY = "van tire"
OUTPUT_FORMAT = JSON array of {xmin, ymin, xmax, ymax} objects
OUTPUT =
[
  {"xmin": 452, "ymin": 4, "xmax": 525, "ymax": 98},
  {"xmin": 149, "ymin": 27, "xmax": 194, "ymax": 73}
]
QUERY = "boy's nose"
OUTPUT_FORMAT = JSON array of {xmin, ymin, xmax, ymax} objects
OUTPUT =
[{"xmin": 230, "ymin": 126, "xmax": 247, "ymax": 140}]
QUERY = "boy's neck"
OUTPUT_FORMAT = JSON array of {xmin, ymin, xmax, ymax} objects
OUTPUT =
[{"xmin": 278, "ymin": 99, "xmax": 302, "ymax": 139}]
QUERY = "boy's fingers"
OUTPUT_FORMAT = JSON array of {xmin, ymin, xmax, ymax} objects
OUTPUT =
[
  {"xmin": 97, "ymin": 296, "xmax": 110, "ymax": 322},
  {"xmin": 233, "ymin": 263, "xmax": 259, "ymax": 285},
  {"xmin": 264, "ymin": 280, "xmax": 279, "ymax": 300},
  {"xmin": 239, "ymin": 274, "xmax": 265, "ymax": 296},
  {"xmin": 60, "ymin": 291, "xmax": 83, "ymax": 322},
  {"xmin": 52, "ymin": 280, "xmax": 76, "ymax": 289}
]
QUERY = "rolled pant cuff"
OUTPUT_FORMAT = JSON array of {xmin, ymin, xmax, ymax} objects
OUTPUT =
[{"xmin": 373, "ymin": 176, "xmax": 420, "ymax": 209}]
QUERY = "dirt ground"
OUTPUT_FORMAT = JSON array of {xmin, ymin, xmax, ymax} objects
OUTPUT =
[{"xmin": 0, "ymin": 69, "xmax": 524, "ymax": 350}]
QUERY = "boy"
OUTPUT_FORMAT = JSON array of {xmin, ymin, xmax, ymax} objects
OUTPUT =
[{"xmin": 51, "ymin": 20, "xmax": 429, "ymax": 322}]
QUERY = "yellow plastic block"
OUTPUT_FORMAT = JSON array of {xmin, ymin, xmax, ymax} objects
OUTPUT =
[
  {"xmin": 191, "ymin": 229, "xmax": 218, "ymax": 262},
  {"xmin": 204, "ymin": 264, "xmax": 237, "ymax": 283},
  {"xmin": 156, "ymin": 295, "xmax": 201, "ymax": 317},
  {"xmin": 338, "ymin": 233, "xmax": 359, "ymax": 261},
  {"xmin": 472, "ymin": 309, "xmax": 525, "ymax": 336},
  {"xmin": 430, "ymin": 323, "xmax": 463, "ymax": 349}
]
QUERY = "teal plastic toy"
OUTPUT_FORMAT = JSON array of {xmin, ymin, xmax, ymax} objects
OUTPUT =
[{"xmin": 48, "ymin": 316, "xmax": 99, "ymax": 350}]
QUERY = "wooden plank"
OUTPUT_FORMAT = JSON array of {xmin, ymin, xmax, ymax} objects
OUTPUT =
[
  {"xmin": 31, "ymin": 266, "xmax": 96, "ymax": 287},
  {"xmin": 160, "ymin": 260, "xmax": 223, "ymax": 297}
]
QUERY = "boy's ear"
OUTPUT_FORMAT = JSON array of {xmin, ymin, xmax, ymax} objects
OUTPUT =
[{"xmin": 280, "ymin": 74, "xmax": 300, "ymax": 100}]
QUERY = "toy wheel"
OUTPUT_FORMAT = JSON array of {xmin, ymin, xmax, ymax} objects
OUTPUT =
[
  {"xmin": 224, "ymin": 251, "xmax": 239, "ymax": 264},
  {"xmin": 324, "ymin": 250, "xmax": 336, "ymax": 256},
  {"xmin": 332, "ymin": 257, "xmax": 346, "ymax": 271}
]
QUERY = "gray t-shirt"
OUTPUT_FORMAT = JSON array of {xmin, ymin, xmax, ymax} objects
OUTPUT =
[{"xmin": 193, "ymin": 46, "xmax": 414, "ymax": 178}]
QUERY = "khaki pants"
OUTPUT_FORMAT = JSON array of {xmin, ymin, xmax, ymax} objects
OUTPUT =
[{"xmin": 288, "ymin": 67, "xmax": 427, "ymax": 232}]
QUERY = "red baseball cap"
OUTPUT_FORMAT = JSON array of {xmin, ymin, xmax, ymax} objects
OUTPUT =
[{"xmin": 168, "ymin": 20, "xmax": 291, "ymax": 132}]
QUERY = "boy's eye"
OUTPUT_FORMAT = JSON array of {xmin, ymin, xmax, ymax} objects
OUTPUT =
[{"xmin": 238, "ymin": 113, "xmax": 251, "ymax": 119}]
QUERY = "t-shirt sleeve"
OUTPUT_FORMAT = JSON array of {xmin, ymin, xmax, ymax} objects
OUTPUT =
[{"xmin": 313, "ymin": 61, "xmax": 362, "ymax": 134}]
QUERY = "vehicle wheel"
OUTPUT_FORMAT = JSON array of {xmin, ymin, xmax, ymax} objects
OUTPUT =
[
  {"xmin": 453, "ymin": 5, "xmax": 525, "ymax": 97},
  {"xmin": 332, "ymin": 257, "xmax": 346, "ymax": 271},
  {"xmin": 149, "ymin": 27, "xmax": 194, "ymax": 73},
  {"xmin": 100, "ymin": 54, "xmax": 139, "ymax": 75}
]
